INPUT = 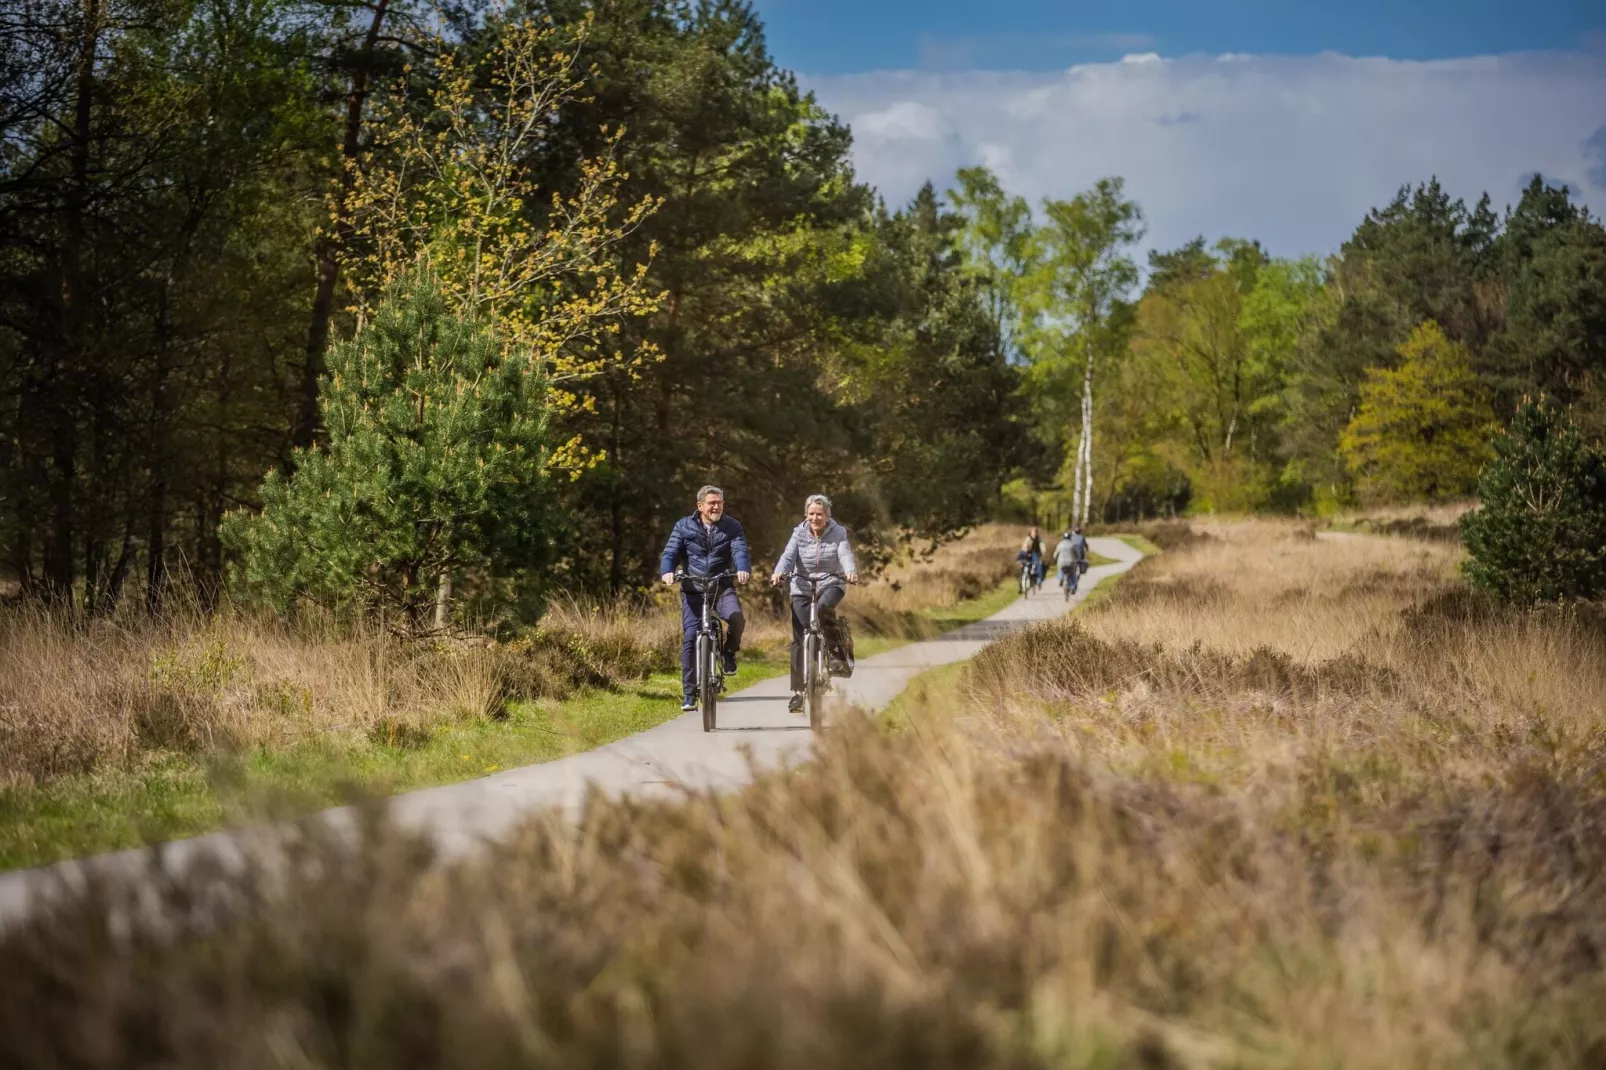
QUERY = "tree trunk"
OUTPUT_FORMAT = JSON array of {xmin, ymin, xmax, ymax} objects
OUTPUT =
[
  {"xmin": 295, "ymin": 0, "xmax": 392, "ymax": 450},
  {"xmin": 608, "ymin": 375, "xmax": 625, "ymax": 594},
  {"xmin": 433, "ymin": 571, "xmax": 453, "ymax": 631},
  {"xmin": 147, "ymin": 275, "xmax": 173, "ymax": 612},
  {"xmin": 45, "ymin": 0, "xmax": 102, "ymax": 604},
  {"xmin": 1079, "ymin": 366, "xmax": 1094, "ymax": 527},
  {"xmin": 104, "ymin": 518, "xmax": 136, "ymax": 612},
  {"xmin": 1069, "ymin": 345, "xmax": 1095, "ymax": 528}
]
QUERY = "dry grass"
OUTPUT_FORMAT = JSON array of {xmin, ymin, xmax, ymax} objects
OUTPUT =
[
  {"xmin": 838, "ymin": 523, "xmax": 1028, "ymax": 638},
  {"xmin": 0, "ymin": 526, "xmax": 1019, "ymax": 792},
  {"xmin": 6, "ymin": 520, "xmax": 1597, "ymax": 1064},
  {"xmin": 1084, "ymin": 518, "xmax": 1462, "ymax": 660},
  {"xmin": 856, "ymin": 522, "xmax": 1024, "ymax": 614},
  {"xmin": 966, "ymin": 519, "xmax": 1606, "ymax": 796},
  {"xmin": 1330, "ymin": 500, "xmax": 1475, "ymax": 542},
  {"xmin": 0, "ymin": 599, "xmax": 686, "ymax": 791}
]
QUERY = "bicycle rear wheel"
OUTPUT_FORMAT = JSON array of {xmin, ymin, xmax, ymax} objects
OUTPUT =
[{"xmin": 697, "ymin": 634, "xmax": 716, "ymax": 731}]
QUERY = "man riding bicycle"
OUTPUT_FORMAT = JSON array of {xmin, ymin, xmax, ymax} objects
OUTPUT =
[
  {"xmin": 659, "ymin": 485, "xmax": 751, "ymax": 713},
  {"xmin": 1054, "ymin": 525, "xmax": 1088, "ymax": 593}
]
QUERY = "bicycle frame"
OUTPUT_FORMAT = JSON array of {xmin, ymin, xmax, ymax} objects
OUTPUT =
[
  {"xmin": 778, "ymin": 571, "xmax": 833, "ymax": 731},
  {"xmin": 677, "ymin": 568, "xmax": 738, "ymax": 732}
]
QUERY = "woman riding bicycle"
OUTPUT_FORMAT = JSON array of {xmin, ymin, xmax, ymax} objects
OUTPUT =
[{"xmin": 771, "ymin": 494, "xmax": 858, "ymax": 714}]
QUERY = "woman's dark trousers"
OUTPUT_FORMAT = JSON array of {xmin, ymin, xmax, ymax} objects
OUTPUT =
[{"xmin": 790, "ymin": 585, "xmax": 846, "ymax": 691}]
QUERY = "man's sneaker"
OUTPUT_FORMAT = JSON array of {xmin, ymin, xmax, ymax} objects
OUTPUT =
[
  {"xmin": 721, "ymin": 650, "xmax": 738, "ymax": 675},
  {"xmin": 787, "ymin": 692, "xmax": 804, "ymax": 713},
  {"xmin": 681, "ymin": 698, "xmax": 697, "ymax": 713}
]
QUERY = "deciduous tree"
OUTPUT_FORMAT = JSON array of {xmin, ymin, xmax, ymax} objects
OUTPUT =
[{"xmin": 1339, "ymin": 321, "xmax": 1497, "ymax": 502}]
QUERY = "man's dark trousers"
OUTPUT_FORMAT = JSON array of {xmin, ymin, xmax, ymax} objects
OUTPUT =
[
  {"xmin": 681, "ymin": 586, "xmax": 744, "ymax": 700},
  {"xmin": 789, "ymin": 586, "xmax": 845, "ymax": 691}
]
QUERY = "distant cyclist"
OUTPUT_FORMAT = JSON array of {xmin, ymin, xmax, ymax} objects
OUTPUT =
[
  {"xmin": 1021, "ymin": 526, "xmax": 1046, "ymax": 589},
  {"xmin": 1054, "ymin": 526, "xmax": 1088, "ymax": 594},
  {"xmin": 772, "ymin": 494, "xmax": 858, "ymax": 714},
  {"xmin": 659, "ymin": 485, "xmax": 751, "ymax": 712}
]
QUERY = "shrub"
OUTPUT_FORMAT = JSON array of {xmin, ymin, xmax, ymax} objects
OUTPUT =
[
  {"xmin": 222, "ymin": 270, "xmax": 556, "ymax": 632},
  {"xmin": 1460, "ymin": 396, "xmax": 1606, "ymax": 604}
]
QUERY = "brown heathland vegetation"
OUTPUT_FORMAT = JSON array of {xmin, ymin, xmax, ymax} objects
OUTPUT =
[
  {"xmin": 0, "ymin": 525, "xmax": 1022, "ymax": 791},
  {"xmin": 3, "ymin": 520, "xmax": 1603, "ymax": 1067}
]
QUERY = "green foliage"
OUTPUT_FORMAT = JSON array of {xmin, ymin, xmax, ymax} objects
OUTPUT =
[
  {"xmin": 1487, "ymin": 177, "xmax": 1606, "ymax": 432},
  {"xmin": 1008, "ymin": 178, "xmax": 1143, "ymax": 508},
  {"xmin": 1460, "ymin": 396, "xmax": 1606, "ymax": 603},
  {"xmin": 223, "ymin": 271, "xmax": 555, "ymax": 626},
  {"xmin": 0, "ymin": 0, "xmax": 331, "ymax": 608},
  {"xmin": 947, "ymin": 166, "xmax": 1033, "ymax": 360},
  {"xmin": 844, "ymin": 185, "xmax": 1024, "ymax": 536},
  {"xmin": 1280, "ymin": 180, "xmax": 1502, "ymax": 502},
  {"xmin": 1109, "ymin": 240, "xmax": 1324, "ymax": 514},
  {"xmin": 1339, "ymin": 321, "xmax": 1497, "ymax": 502}
]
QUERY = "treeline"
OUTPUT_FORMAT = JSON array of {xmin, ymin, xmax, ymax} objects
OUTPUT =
[
  {"xmin": 6, "ymin": 0, "xmax": 1601, "ymax": 620},
  {"xmin": 0, "ymin": 0, "xmax": 1022, "ymax": 616},
  {"xmin": 974, "ymin": 171, "xmax": 1606, "ymax": 521}
]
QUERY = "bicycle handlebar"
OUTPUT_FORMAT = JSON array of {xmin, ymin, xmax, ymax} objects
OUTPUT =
[
  {"xmin": 675, "ymin": 567, "xmax": 740, "ymax": 589},
  {"xmin": 773, "ymin": 570, "xmax": 857, "ymax": 587}
]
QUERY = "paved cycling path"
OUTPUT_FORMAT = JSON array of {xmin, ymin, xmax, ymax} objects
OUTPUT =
[{"xmin": 0, "ymin": 537, "xmax": 1141, "ymax": 924}]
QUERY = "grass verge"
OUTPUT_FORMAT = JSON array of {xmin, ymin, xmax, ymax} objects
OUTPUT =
[{"xmin": 0, "ymin": 648, "xmax": 783, "ymax": 872}]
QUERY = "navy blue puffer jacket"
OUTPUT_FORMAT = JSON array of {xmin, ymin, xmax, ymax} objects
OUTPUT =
[{"xmin": 657, "ymin": 514, "xmax": 752, "ymax": 581}]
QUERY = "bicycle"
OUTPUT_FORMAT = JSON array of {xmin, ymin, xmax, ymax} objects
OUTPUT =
[
  {"xmin": 1059, "ymin": 557, "xmax": 1088, "ymax": 601},
  {"xmin": 677, "ymin": 567, "xmax": 739, "ymax": 732},
  {"xmin": 777, "ymin": 571, "xmax": 848, "ymax": 731},
  {"xmin": 1018, "ymin": 556, "xmax": 1035, "ymax": 599}
]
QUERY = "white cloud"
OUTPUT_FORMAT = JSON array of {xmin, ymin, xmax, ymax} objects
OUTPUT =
[
  {"xmin": 852, "ymin": 100, "xmax": 948, "ymax": 142},
  {"xmin": 808, "ymin": 52, "xmax": 1606, "ymax": 259}
]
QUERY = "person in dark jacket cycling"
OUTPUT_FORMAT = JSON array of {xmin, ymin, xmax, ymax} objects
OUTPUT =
[{"xmin": 658, "ymin": 485, "xmax": 751, "ymax": 712}]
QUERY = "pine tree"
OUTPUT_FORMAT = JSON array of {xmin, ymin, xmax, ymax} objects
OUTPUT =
[
  {"xmin": 1338, "ymin": 320, "xmax": 1498, "ymax": 502},
  {"xmin": 1460, "ymin": 397, "xmax": 1606, "ymax": 604},
  {"xmin": 222, "ymin": 270, "xmax": 555, "ymax": 629}
]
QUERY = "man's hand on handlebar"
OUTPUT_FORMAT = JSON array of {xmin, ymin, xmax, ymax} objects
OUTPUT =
[
  {"xmin": 661, "ymin": 572, "xmax": 676, "ymax": 586},
  {"xmin": 737, "ymin": 571, "xmax": 750, "ymax": 584},
  {"xmin": 847, "ymin": 571, "xmax": 859, "ymax": 585}
]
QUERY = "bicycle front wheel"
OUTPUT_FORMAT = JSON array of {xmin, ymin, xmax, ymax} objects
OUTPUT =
[
  {"xmin": 697, "ymin": 634, "xmax": 716, "ymax": 731},
  {"xmin": 804, "ymin": 633, "xmax": 824, "ymax": 730}
]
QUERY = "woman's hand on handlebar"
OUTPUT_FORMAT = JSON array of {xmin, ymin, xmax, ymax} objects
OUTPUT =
[
  {"xmin": 662, "ymin": 571, "xmax": 676, "ymax": 586},
  {"xmin": 737, "ymin": 571, "xmax": 750, "ymax": 584},
  {"xmin": 770, "ymin": 572, "xmax": 785, "ymax": 587},
  {"xmin": 847, "ymin": 571, "xmax": 859, "ymax": 585}
]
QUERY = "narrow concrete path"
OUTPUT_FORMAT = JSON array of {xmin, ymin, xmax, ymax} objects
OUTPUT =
[{"xmin": 0, "ymin": 537, "xmax": 1142, "ymax": 925}]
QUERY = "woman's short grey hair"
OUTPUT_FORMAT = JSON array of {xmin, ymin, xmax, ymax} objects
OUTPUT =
[
  {"xmin": 804, "ymin": 493, "xmax": 832, "ymax": 516},
  {"xmin": 696, "ymin": 484, "xmax": 724, "ymax": 504}
]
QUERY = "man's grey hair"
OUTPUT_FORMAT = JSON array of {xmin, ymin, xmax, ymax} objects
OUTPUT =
[
  {"xmin": 696, "ymin": 484, "xmax": 725, "ymax": 504},
  {"xmin": 805, "ymin": 493, "xmax": 832, "ymax": 516}
]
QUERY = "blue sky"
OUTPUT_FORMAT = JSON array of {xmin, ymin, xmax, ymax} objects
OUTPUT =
[
  {"xmin": 752, "ymin": 0, "xmax": 1604, "ymax": 73},
  {"xmin": 751, "ymin": 1, "xmax": 1606, "ymax": 259}
]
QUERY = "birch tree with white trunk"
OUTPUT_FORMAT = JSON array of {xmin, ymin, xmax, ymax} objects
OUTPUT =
[{"xmin": 1020, "ymin": 179, "xmax": 1143, "ymax": 527}]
